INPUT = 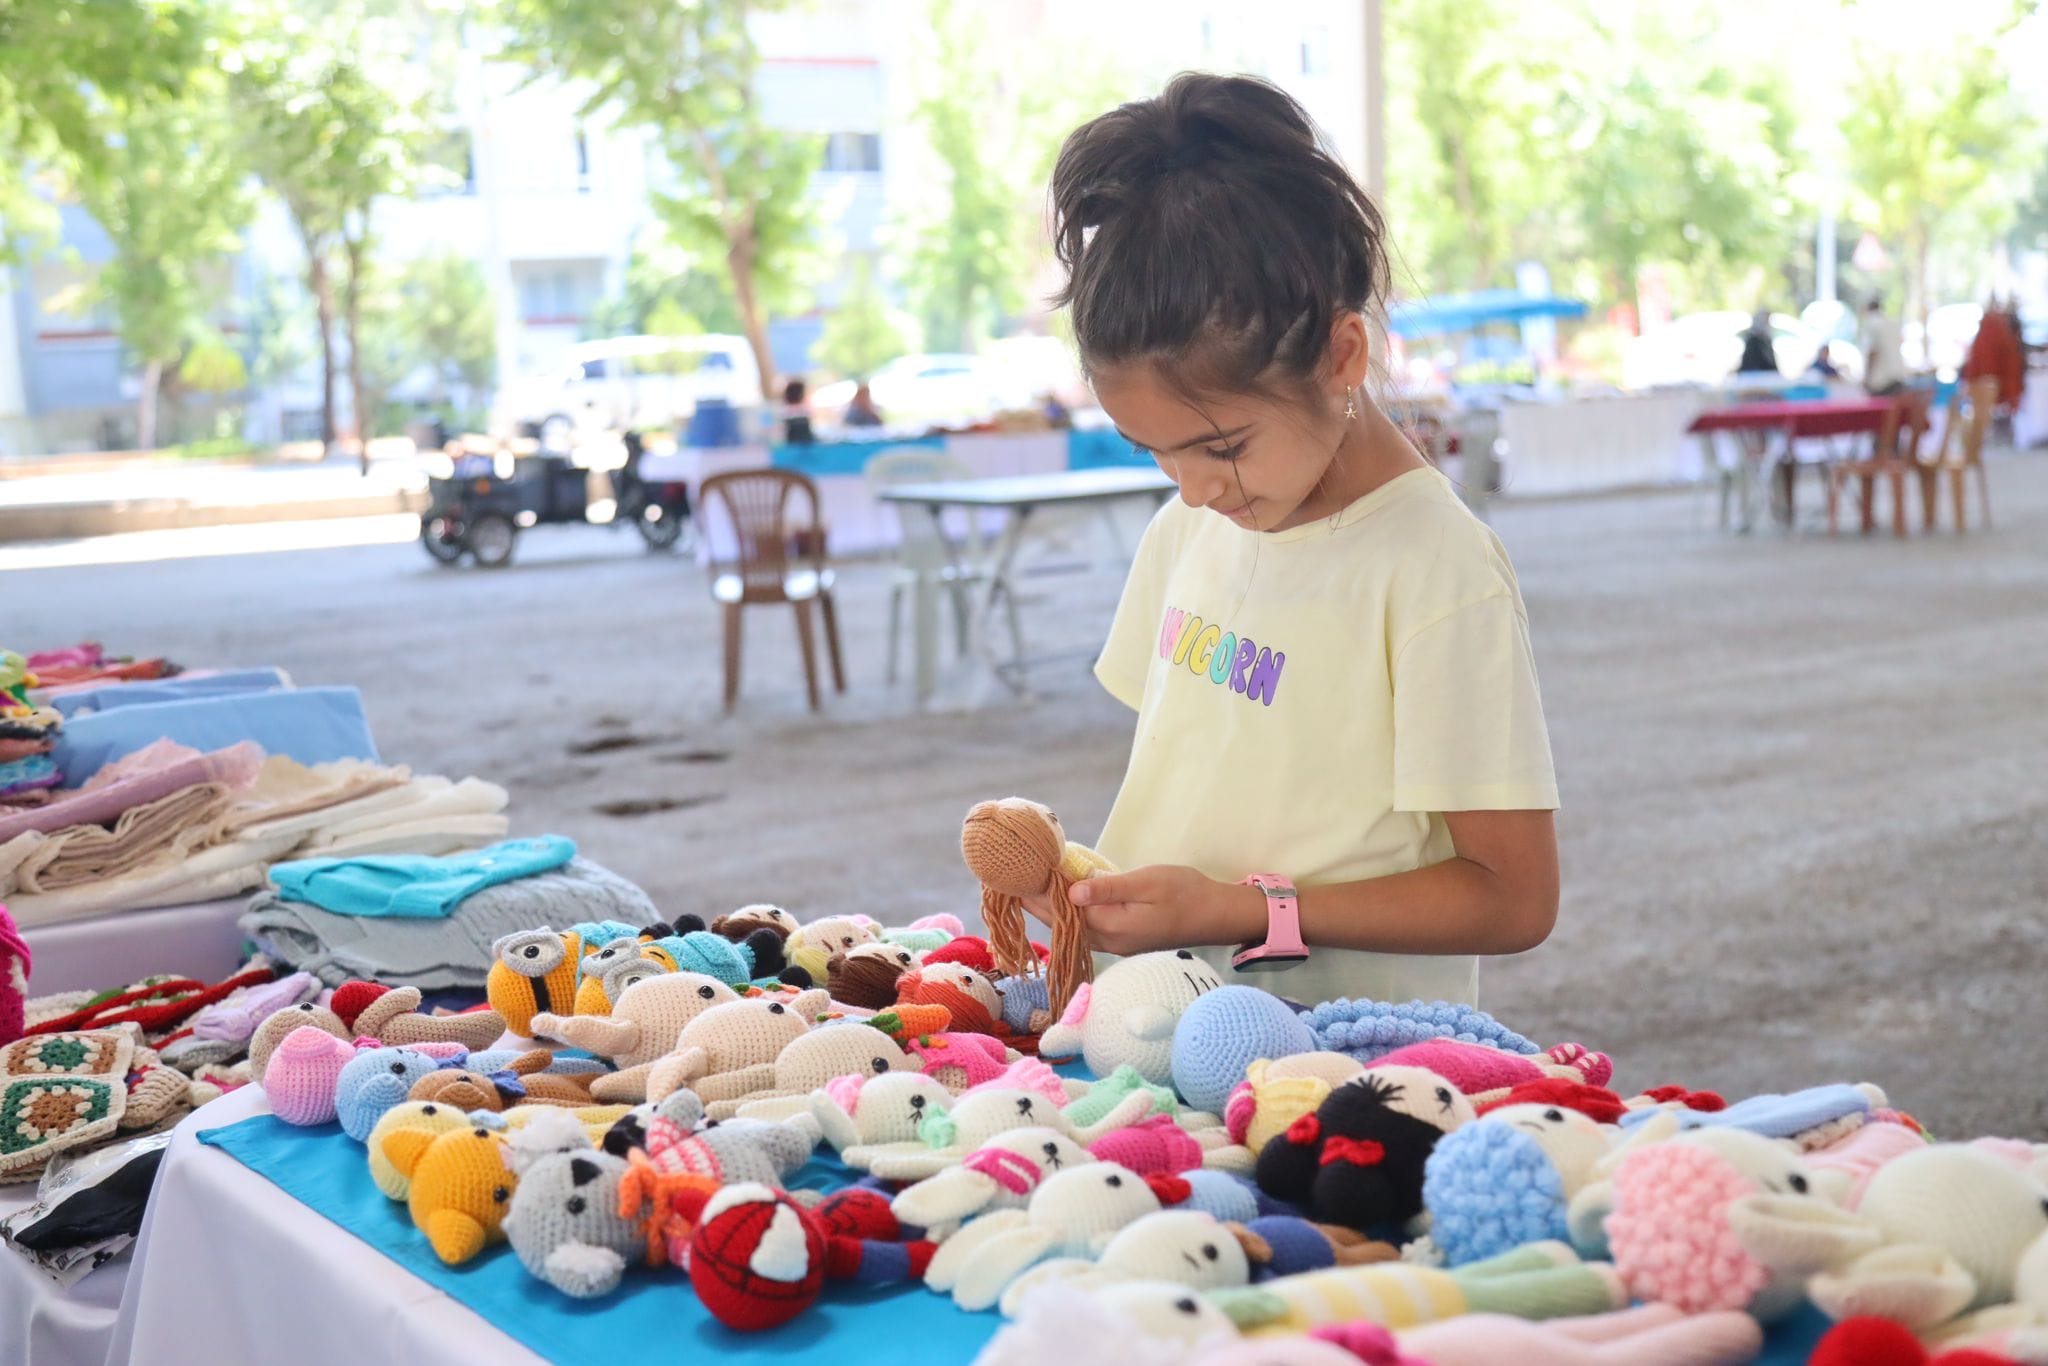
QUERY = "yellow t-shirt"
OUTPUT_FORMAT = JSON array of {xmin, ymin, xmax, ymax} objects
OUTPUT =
[{"xmin": 1091, "ymin": 466, "xmax": 1558, "ymax": 1007}]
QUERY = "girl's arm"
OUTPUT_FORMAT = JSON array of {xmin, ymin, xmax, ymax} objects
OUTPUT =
[{"xmin": 1067, "ymin": 810, "xmax": 1559, "ymax": 958}]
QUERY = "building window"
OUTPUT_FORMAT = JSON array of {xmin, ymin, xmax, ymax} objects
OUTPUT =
[
  {"xmin": 574, "ymin": 129, "xmax": 590, "ymax": 193},
  {"xmin": 820, "ymin": 132, "xmax": 881, "ymax": 174},
  {"xmin": 518, "ymin": 265, "xmax": 601, "ymax": 324},
  {"xmin": 1300, "ymin": 26, "xmax": 1330, "ymax": 76}
]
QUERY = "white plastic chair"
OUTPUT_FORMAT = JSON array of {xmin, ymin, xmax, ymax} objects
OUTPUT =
[{"xmin": 864, "ymin": 448, "xmax": 1025, "ymax": 699}]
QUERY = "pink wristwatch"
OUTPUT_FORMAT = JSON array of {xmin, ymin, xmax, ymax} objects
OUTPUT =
[{"xmin": 1230, "ymin": 874, "xmax": 1310, "ymax": 972}]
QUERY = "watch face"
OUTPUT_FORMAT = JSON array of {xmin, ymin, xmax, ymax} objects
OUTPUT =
[{"xmin": 1230, "ymin": 948, "xmax": 1309, "ymax": 973}]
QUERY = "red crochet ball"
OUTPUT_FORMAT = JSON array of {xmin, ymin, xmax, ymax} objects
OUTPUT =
[
  {"xmin": 922, "ymin": 936, "xmax": 995, "ymax": 975},
  {"xmin": 329, "ymin": 981, "xmax": 389, "ymax": 1031},
  {"xmin": 689, "ymin": 1189, "xmax": 825, "ymax": 1332}
]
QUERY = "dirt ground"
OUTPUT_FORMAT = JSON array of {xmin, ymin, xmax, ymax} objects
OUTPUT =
[{"xmin": 18, "ymin": 452, "xmax": 2048, "ymax": 1138}]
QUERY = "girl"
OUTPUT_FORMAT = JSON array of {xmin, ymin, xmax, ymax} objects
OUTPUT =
[{"xmin": 1028, "ymin": 73, "xmax": 1559, "ymax": 1007}]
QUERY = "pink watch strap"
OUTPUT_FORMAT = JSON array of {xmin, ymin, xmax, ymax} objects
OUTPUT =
[{"xmin": 1235, "ymin": 874, "xmax": 1307, "ymax": 963}]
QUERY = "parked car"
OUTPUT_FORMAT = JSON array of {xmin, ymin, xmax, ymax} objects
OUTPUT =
[
  {"xmin": 490, "ymin": 335, "xmax": 762, "ymax": 452},
  {"xmin": 813, "ymin": 352, "xmax": 1036, "ymax": 427},
  {"xmin": 1623, "ymin": 311, "xmax": 1866, "ymax": 389}
]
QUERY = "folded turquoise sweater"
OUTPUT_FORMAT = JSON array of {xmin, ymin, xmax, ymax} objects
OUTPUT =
[{"xmin": 267, "ymin": 836, "xmax": 578, "ymax": 919}]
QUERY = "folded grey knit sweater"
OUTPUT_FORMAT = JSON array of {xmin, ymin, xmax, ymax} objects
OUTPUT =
[{"xmin": 239, "ymin": 856, "xmax": 658, "ymax": 990}]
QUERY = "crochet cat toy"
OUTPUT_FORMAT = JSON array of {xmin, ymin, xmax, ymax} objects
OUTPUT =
[
  {"xmin": 1255, "ymin": 1068, "xmax": 1477, "ymax": 1234},
  {"xmin": 962, "ymin": 798, "xmax": 1113, "ymax": 1021},
  {"xmin": 1043, "ymin": 950, "xmax": 1226, "ymax": 1087}
]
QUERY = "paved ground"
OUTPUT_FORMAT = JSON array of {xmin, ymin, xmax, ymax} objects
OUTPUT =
[{"xmin": 12, "ymin": 455, "xmax": 2047, "ymax": 1138}]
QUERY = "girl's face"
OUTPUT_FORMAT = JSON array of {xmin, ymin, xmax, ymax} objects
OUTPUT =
[{"xmin": 1092, "ymin": 369, "xmax": 1343, "ymax": 533}]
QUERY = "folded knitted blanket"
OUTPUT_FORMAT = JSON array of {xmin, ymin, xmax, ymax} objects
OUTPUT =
[{"xmin": 240, "ymin": 856, "xmax": 659, "ymax": 990}]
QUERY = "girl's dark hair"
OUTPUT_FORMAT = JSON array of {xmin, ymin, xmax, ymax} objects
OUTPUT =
[{"xmin": 1051, "ymin": 72, "xmax": 1390, "ymax": 400}]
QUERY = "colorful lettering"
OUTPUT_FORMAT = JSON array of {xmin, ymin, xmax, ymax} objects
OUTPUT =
[
  {"xmin": 1207, "ymin": 632, "xmax": 1236, "ymax": 685},
  {"xmin": 1246, "ymin": 648, "xmax": 1285, "ymax": 706},
  {"xmin": 1229, "ymin": 637, "xmax": 1256, "ymax": 694},
  {"xmin": 1189, "ymin": 625, "xmax": 1222, "ymax": 676},
  {"xmin": 1171, "ymin": 615, "xmax": 1205, "ymax": 668},
  {"xmin": 1158, "ymin": 608, "xmax": 1186, "ymax": 660}
]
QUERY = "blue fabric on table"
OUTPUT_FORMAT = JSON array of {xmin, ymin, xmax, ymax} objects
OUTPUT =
[
  {"xmin": 267, "ymin": 836, "xmax": 579, "ymax": 919},
  {"xmin": 196, "ymin": 1088, "xmax": 1829, "ymax": 1366},
  {"xmin": 768, "ymin": 435, "xmax": 945, "ymax": 479},
  {"xmin": 1066, "ymin": 426, "xmax": 1149, "ymax": 471},
  {"xmin": 52, "ymin": 687, "xmax": 378, "ymax": 781},
  {"xmin": 47, "ymin": 669, "xmax": 292, "ymax": 718}
]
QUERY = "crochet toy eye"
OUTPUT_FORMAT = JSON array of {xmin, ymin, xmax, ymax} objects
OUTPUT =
[
  {"xmin": 472, "ymin": 1127, "xmax": 490, "ymax": 1139},
  {"xmin": 871, "ymin": 1057, "xmax": 890, "ymax": 1074},
  {"xmin": 1436, "ymin": 1087, "xmax": 1454, "ymax": 1109},
  {"xmin": 523, "ymin": 946, "xmax": 540, "ymax": 959},
  {"xmin": 698, "ymin": 985, "xmax": 716, "ymax": 999},
  {"xmin": 1174, "ymin": 1297, "xmax": 1198, "ymax": 1314},
  {"xmin": 1105, "ymin": 1173, "xmax": 1123, "ymax": 1188},
  {"xmin": 1016, "ymin": 1098, "xmax": 1034, "ymax": 1115},
  {"xmin": 492, "ymin": 1186, "xmax": 509, "ymax": 1203},
  {"xmin": 1042, "ymin": 1142, "xmax": 1059, "ymax": 1157},
  {"xmin": 897, "ymin": 953, "xmax": 912, "ymax": 964},
  {"xmin": 298, "ymin": 1003, "xmax": 316, "ymax": 1012},
  {"xmin": 1788, "ymin": 1173, "xmax": 1809, "ymax": 1194},
  {"xmin": 1544, "ymin": 1108, "xmax": 1565, "ymax": 1122},
  {"xmin": 421, "ymin": 1105, "xmax": 438, "ymax": 1115},
  {"xmin": 566, "ymin": 1196, "xmax": 586, "ymax": 1215},
  {"xmin": 1201, "ymin": 1243, "xmax": 1219, "ymax": 1260},
  {"xmin": 841, "ymin": 937, "xmax": 854, "ymax": 947},
  {"xmin": 390, "ymin": 1062, "xmax": 408, "ymax": 1075},
  {"xmin": 1175, "ymin": 949, "xmax": 1194, "ymax": 960},
  {"xmin": 769, "ymin": 1003, "xmax": 786, "ymax": 1015},
  {"xmin": 910, "ymin": 1095, "xmax": 926, "ymax": 1109}
]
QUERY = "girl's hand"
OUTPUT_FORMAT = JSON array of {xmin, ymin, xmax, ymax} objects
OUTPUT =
[{"xmin": 1067, "ymin": 866, "xmax": 1264, "ymax": 956}]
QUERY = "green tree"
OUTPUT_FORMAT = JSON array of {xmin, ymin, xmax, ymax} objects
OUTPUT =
[
  {"xmin": 814, "ymin": 256, "xmax": 913, "ymax": 379},
  {"xmin": 349, "ymin": 250, "xmax": 499, "ymax": 435},
  {"xmin": 56, "ymin": 70, "xmax": 252, "ymax": 449},
  {"xmin": 586, "ymin": 239, "xmax": 744, "ymax": 340},
  {"xmin": 494, "ymin": 0, "xmax": 820, "ymax": 398},
  {"xmin": 1842, "ymin": 27, "xmax": 2038, "ymax": 330},
  {"xmin": 226, "ymin": 2, "xmax": 446, "ymax": 459},
  {"xmin": 0, "ymin": 1, "xmax": 205, "ymax": 258}
]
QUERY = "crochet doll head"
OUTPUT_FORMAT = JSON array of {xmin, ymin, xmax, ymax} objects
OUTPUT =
[
  {"xmin": 961, "ymin": 798, "xmax": 1094, "ymax": 1019},
  {"xmin": 828, "ymin": 942, "xmax": 920, "ymax": 1011},
  {"xmin": 712, "ymin": 904, "xmax": 799, "ymax": 943},
  {"xmin": 1168, "ymin": 981, "xmax": 1313, "ymax": 1112},
  {"xmin": 896, "ymin": 962, "xmax": 1007, "ymax": 1036},
  {"xmin": 1254, "ymin": 1066, "xmax": 1475, "ymax": 1233}
]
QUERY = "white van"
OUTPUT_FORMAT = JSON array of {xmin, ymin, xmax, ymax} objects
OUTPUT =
[{"xmin": 492, "ymin": 334, "xmax": 762, "ymax": 450}]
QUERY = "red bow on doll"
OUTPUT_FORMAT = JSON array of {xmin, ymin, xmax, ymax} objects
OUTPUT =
[{"xmin": 1318, "ymin": 1136, "xmax": 1387, "ymax": 1169}]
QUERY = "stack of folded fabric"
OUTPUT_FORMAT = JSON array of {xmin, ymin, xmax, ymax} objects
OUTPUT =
[
  {"xmin": 0, "ymin": 652, "xmax": 64, "ymax": 811},
  {"xmin": 241, "ymin": 836, "xmax": 661, "ymax": 990},
  {"xmin": 20, "ymin": 641, "xmax": 176, "ymax": 691}
]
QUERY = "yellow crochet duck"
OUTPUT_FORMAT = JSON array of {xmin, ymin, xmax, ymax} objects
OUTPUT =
[{"xmin": 382, "ymin": 1122, "xmax": 519, "ymax": 1264}]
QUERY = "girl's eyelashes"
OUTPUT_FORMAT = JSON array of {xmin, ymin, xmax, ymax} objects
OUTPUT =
[{"xmin": 1202, "ymin": 441, "xmax": 1248, "ymax": 462}]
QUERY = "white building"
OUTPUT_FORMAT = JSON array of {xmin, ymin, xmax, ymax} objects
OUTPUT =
[{"xmin": 0, "ymin": 0, "xmax": 1374, "ymax": 454}]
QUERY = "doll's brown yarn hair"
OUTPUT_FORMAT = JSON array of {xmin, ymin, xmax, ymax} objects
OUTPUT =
[
  {"xmin": 827, "ymin": 949, "xmax": 912, "ymax": 1011},
  {"xmin": 960, "ymin": 799, "xmax": 1092, "ymax": 1018}
]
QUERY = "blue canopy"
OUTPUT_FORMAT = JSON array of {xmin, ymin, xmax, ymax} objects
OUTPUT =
[{"xmin": 1388, "ymin": 289, "xmax": 1590, "ymax": 338}]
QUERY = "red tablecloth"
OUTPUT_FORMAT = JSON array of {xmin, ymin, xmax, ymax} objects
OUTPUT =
[{"xmin": 1688, "ymin": 398, "xmax": 1895, "ymax": 438}]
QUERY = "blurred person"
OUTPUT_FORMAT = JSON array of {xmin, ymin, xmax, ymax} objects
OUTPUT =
[
  {"xmin": 1859, "ymin": 295, "xmax": 1907, "ymax": 395},
  {"xmin": 1962, "ymin": 297, "xmax": 2025, "ymax": 409},
  {"xmin": 1807, "ymin": 342, "xmax": 1841, "ymax": 380},
  {"xmin": 1735, "ymin": 310, "xmax": 1778, "ymax": 375},
  {"xmin": 781, "ymin": 377, "xmax": 815, "ymax": 444},
  {"xmin": 843, "ymin": 381, "xmax": 884, "ymax": 428},
  {"xmin": 1040, "ymin": 391, "xmax": 1073, "ymax": 428}
]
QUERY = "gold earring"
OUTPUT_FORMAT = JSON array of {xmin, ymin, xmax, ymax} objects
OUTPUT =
[{"xmin": 1343, "ymin": 391, "xmax": 1358, "ymax": 421}]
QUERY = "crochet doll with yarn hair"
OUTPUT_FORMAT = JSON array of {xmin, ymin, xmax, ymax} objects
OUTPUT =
[{"xmin": 961, "ymin": 798, "xmax": 1113, "ymax": 1021}]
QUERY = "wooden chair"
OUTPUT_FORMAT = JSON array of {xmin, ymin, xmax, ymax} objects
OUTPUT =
[
  {"xmin": 1920, "ymin": 376, "xmax": 1997, "ymax": 531},
  {"xmin": 699, "ymin": 469, "xmax": 845, "ymax": 712},
  {"xmin": 1825, "ymin": 390, "xmax": 1932, "ymax": 537}
]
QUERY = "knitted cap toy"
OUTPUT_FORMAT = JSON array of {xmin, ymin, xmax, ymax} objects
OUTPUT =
[
  {"xmin": 265, "ymin": 1026, "xmax": 367, "ymax": 1126},
  {"xmin": 1254, "ymin": 1067, "xmax": 1476, "ymax": 1235},
  {"xmin": 962, "ymin": 798, "xmax": 1113, "ymax": 1021},
  {"xmin": 1225, "ymin": 1054, "xmax": 1368, "ymax": 1153},
  {"xmin": 828, "ymin": 943, "xmax": 919, "ymax": 1010},
  {"xmin": 640, "ymin": 990, "xmax": 831, "ymax": 1105},
  {"xmin": 335, "ymin": 1045, "xmax": 458, "ymax": 1141},
  {"xmin": 504, "ymin": 1148, "xmax": 644, "ymax": 1298},
  {"xmin": 640, "ymin": 915, "xmax": 792, "ymax": 986},
  {"xmin": 1, "ymin": 906, "xmax": 31, "ymax": 1047},
  {"xmin": 925, "ymin": 1160, "xmax": 1172, "ymax": 1310},
  {"xmin": 1170, "ymin": 983, "xmax": 1316, "ymax": 1113},
  {"xmin": 926, "ymin": 935, "xmax": 1000, "ymax": 975},
  {"xmin": 1042, "ymin": 950, "xmax": 1226, "ymax": 1086},
  {"xmin": 382, "ymin": 1122, "xmax": 519, "ymax": 1264},
  {"xmin": 1421, "ymin": 1103, "xmax": 1615, "ymax": 1266},
  {"xmin": 366, "ymin": 1101, "xmax": 471, "ymax": 1199},
  {"xmin": 488, "ymin": 928, "xmax": 586, "ymax": 1038}
]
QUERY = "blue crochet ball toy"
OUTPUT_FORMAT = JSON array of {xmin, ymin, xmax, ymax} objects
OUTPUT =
[
  {"xmin": 1420, "ymin": 1118, "xmax": 1568, "ymax": 1265},
  {"xmin": 335, "ymin": 1046, "xmax": 454, "ymax": 1142},
  {"xmin": 1170, "ymin": 985, "xmax": 1319, "ymax": 1114}
]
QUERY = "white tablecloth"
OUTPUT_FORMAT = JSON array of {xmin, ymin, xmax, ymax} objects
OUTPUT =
[
  {"xmin": 106, "ymin": 1085, "xmax": 537, "ymax": 1366},
  {"xmin": 21, "ymin": 898, "xmax": 251, "ymax": 996},
  {"xmin": 0, "ymin": 1180, "xmax": 129, "ymax": 1366},
  {"xmin": 1499, "ymin": 392, "xmax": 1705, "ymax": 494}
]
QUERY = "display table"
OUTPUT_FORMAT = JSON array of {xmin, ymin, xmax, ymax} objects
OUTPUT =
[
  {"xmin": 1498, "ymin": 392, "xmax": 1703, "ymax": 494},
  {"xmin": 99, "ymin": 1079, "xmax": 1837, "ymax": 1366},
  {"xmin": 20, "ymin": 898, "xmax": 251, "ymax": 997}
]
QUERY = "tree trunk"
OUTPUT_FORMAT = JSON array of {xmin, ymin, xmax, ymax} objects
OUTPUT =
[
  {"xmin": 308, "ymin": 252, "xmax": 338, "ymax": 451},
  {"xmin": 343, "ymin": 234, "xmax": 369, "ymax": 475},
  {"xmin": 136, "ymin": 358, "xmax": 164, "ymax": 451},
  {"xmin": 727, "ymin": 237, "xmax": 777, "ymax": 402}
]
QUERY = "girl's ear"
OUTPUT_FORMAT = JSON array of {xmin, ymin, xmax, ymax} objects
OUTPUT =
[{"xmin": 1327, "ymin": 313, "xmax": 1371, "ymax": 395}]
